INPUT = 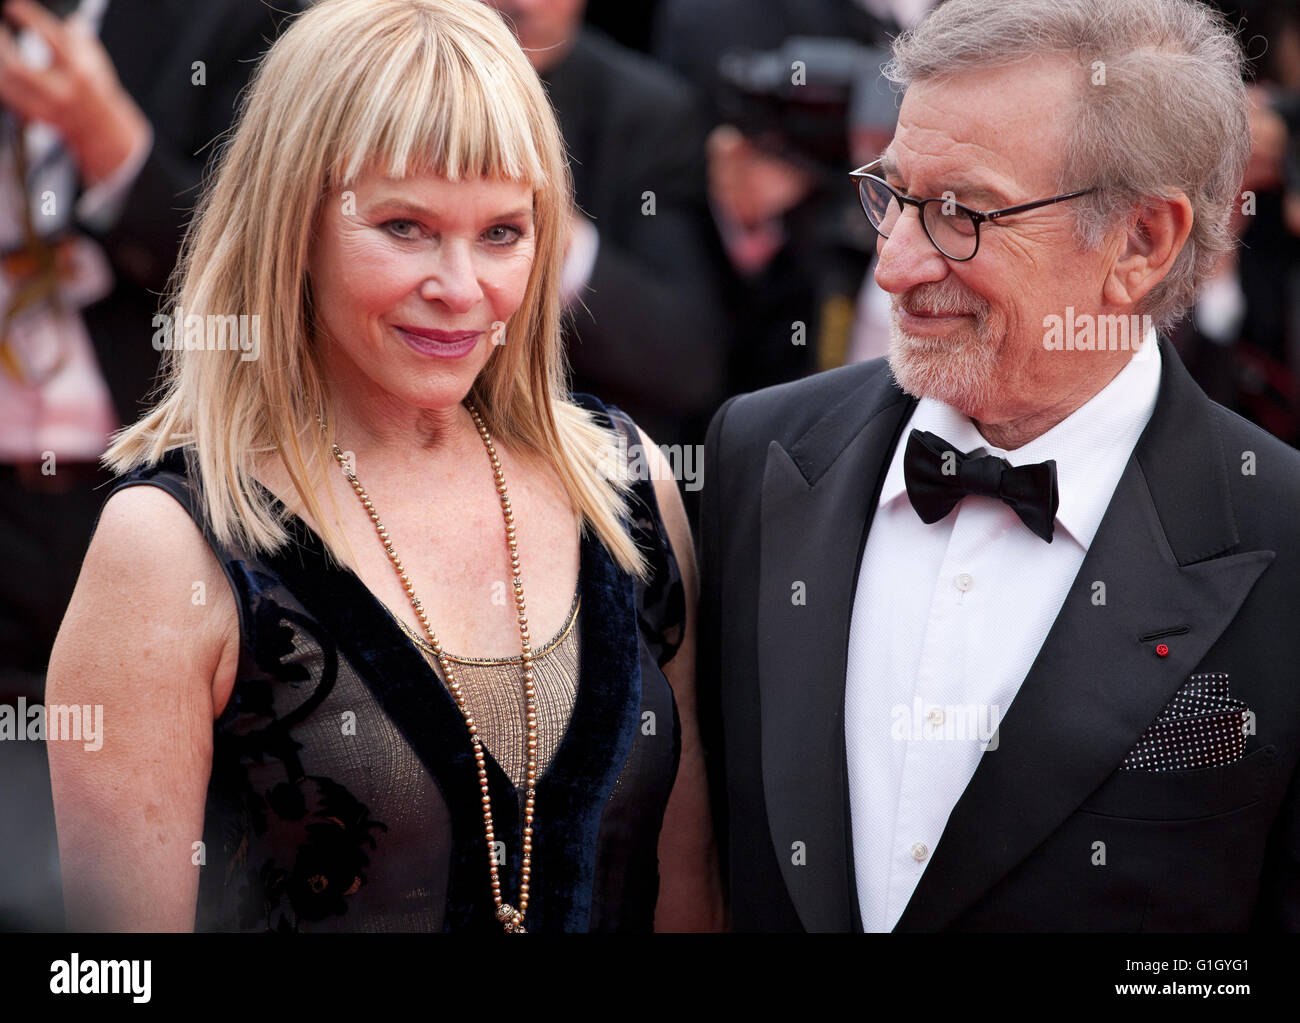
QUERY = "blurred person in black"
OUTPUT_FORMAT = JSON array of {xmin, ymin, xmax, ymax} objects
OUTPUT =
[
  {"xmin": 652, "ymin": 0, "xmax": 910, "ymax": 394},
  {"xmin": 583, "ymin": 0, "xmax": 659, "ymax": 53},
  {"xmin": 654, "ymin": 0, "xmax": 910, "ymax": 126},
  {"xmin": 486, "ymin": 0, "xmax": 731, "ymax": 459},
  {"xmin": 1172, "ymin": 0, "xmax": 1300, "ymax": 446},
  {"xmin": 0, "ymin": 0, "xmax": 283, "ymax": 694},
  {"xmin": 0, "ymin": 0, "xmax": 281, "ymax": 929}
]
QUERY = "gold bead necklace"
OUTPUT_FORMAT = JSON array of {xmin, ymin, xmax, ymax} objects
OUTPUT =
[{"xmin": 327, "ymin": 399, "xmax": 536, "ymax": 934}]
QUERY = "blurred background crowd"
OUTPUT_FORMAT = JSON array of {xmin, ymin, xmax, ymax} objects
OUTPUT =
[{"xmin": 1, "ymin": 0, "xmax": 1298, "ymax": 929}]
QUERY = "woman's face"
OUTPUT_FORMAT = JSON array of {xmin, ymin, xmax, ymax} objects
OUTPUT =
[{"xmin": 308, "ymin": 167, "xmax": 536, "ymax": 419}]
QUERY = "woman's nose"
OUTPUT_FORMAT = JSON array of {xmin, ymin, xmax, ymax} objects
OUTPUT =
[{"xmin": 418, "ymin": 241, "xmax": 484, "ymax": 313}]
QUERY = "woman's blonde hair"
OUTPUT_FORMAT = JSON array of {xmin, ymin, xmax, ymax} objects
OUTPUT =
[{"xmin": 104, "ymin": 0, "xmax": 647, "ymax": 578}]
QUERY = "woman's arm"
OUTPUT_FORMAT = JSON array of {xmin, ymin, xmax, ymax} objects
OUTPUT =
[
  {"xmin": 45, "ymin": 484, "xmax": 238, "ymax": 931},
  {"xmin": 639, "ymin": 429, "xmax": 726, "ymax": 932}
]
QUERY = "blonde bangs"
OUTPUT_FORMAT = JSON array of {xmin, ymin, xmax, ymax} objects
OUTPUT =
[{"xmin": 331, "ymin": 28, "xmax": 549, "ymax": 191}]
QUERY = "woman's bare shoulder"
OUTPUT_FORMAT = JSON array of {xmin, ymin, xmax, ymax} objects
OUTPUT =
[
  {"xmin": 61, "ymin": 484, "xmax": 240, "ymax": 710},
  {"xmin": 48, "ymin": 483, "xmax": 238, "ymax": 930},
  {"xmin": 93, "ymin": 482, "xmax": 225, "ymax": 584}
]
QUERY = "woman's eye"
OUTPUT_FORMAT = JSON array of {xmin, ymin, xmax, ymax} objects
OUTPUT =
[
  {"xmin": 383, "ymin": 219, "xmax": 420, "ymax": 239},
  {"xmin": 484, "ymin": 224, "xmax": 523, "ymax": 246}
]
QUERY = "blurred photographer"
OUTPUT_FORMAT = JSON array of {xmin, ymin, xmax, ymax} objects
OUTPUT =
[
  {"xmin": 655, "ymin": 0, "xmax": 933, "ymax": 393},
  {"xmin": 0, "ymin": 0, "xmax": 281, "ymax": 929}
]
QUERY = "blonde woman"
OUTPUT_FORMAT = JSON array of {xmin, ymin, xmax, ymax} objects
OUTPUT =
[{"xmin": 46, "ymin": 0, "xmax": 722, "ymax": 933}]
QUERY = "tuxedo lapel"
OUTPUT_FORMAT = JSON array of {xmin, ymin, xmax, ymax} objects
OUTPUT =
[
  {"xmin": 893, "ymin": 339, "xmax": 1275, "ymax": 931},
  {"xmin": 756, "ymin": 379, "xmax": 916, "ymax": 932}
]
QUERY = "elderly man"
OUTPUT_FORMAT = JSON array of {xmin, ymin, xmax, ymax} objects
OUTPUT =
[{"xmin": 698, "ymin": 0, "xmax": 1300, "ymax": 932}]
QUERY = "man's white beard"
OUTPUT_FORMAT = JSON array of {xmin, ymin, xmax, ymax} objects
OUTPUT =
[{"xmin": 886, "ymin": 308, "xmax": 1000, "ymax": 415}]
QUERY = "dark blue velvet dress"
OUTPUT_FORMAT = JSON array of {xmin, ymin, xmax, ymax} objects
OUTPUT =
[{"xmin": 99, "ymin": 398, "xmax": 685, "ymax": 932}]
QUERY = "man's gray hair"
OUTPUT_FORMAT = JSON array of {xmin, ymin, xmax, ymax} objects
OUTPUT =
[{"xmin": 883, "ymin": 0, "xmax": 1250, "ymax": 330}]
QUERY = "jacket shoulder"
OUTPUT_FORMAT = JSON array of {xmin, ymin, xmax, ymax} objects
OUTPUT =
[{"xmin": 1211, "ymin": 402, "xmax": 1300, "ymax": 540}]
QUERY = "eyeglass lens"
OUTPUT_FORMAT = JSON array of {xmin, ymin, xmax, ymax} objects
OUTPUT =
[{"xmin": 858, "ymin": 177, "xmax": 979, "ymax": 259}]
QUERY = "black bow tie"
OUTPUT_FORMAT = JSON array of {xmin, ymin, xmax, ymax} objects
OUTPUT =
[{"xmin": 903, "ymin": 429, "xmax": 1059, "ymax": 542}]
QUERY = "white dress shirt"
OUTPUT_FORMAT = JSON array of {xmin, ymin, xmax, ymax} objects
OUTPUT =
[{"xmin": 845, "ymin": 330, "xmax": 1162, "ymax": 932}]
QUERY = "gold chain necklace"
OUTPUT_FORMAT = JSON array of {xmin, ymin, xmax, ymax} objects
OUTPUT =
[{"xmin": 327, "ymin": 399, "xmax": 536, "ymax": 934}]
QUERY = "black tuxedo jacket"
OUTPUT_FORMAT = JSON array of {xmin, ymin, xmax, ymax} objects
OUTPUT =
[{"xmin": 697, "ymin": 337, "xmax": 1300, "ymax": 931}]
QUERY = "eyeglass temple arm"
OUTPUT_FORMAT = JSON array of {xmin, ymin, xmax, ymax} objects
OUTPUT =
[
  {"xmin": 850, "ymin": 162, "xmax": 1095, "ymax": 226},
  {"xmin": 983, "ymin": 188, "xmax": 1098, "ymax": 221}
]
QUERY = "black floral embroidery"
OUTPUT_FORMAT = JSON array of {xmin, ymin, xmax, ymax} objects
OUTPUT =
[
  {"xmin": 266, "ymin": 781, "xmax": 307, "ymax": 821},
  {"xmin": 205, "ymin": 581, "xmax": 389, "ymax": 930},
  {"xmin": 236, "ymin": 859, "xmax": 288, "ymax": 931},
  {"xmin": 232, "ymin": 777, "xmax": 387, "ymax": 931},
  {"xmin": 287, "ymin": 778, "xmax": 387, "ymax": 922}
]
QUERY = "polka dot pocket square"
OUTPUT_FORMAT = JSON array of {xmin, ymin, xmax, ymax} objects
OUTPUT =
[{"xmin": 1119, "ymin": 673, "xmax": 1249, "ymax": 772}]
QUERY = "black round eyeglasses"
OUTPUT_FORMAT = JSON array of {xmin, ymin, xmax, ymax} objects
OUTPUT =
[{"xmin": 849, "ymin": 158, "xmax": 1098, "ymax": 261}]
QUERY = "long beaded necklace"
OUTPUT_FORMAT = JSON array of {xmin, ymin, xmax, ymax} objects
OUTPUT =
[{"xmin": 327, "ymin": 399, "xmax": 536, "ymax": 934}]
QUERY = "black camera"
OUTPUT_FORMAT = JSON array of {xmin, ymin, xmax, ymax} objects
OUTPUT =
[{"xmin": 715, "ymin": 37, "xmax": 896, "ymax": 177}]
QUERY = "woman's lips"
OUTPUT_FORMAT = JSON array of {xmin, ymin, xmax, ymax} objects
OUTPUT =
[{"xmin": 394, "ymin": 325, "xmax": 481, "ymax": 359}]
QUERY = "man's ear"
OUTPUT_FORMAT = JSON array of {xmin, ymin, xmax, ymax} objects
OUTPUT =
[{"xmin": 1101, "ymin": 192, "xmax": 1193, "ymax": 307}]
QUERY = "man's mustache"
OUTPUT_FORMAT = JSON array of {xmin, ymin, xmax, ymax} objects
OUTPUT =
[{"xmin": 893, "ymin": 284, "xmax": 988, "ymax": 318}]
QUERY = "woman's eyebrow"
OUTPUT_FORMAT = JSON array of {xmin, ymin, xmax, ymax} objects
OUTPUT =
[
  {"xmin": 363, "ymin": 197, "xmax": 431, "ymax": 217},
  {"xmin": 363, "ymin": 197, "xmax": 534, "ymax": 222},
  {"xmin": 490, "ymin": 207, "xmax": 535, "ymax": 222}
]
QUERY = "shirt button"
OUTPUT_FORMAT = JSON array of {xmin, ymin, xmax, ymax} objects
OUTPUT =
[
  {"xmin": 954, "ymin": 573, "xmax": 974, "ymax": 592},
  {"xmin": 911, "ymin": 843, "xmax": 929, "ymax": 862},
  {"xmin": 927, "ymin": 707, "xmax": 945, "ymax": 726}
]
